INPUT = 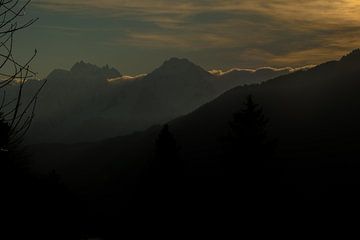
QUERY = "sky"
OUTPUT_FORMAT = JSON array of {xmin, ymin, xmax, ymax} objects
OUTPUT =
[{"xmin": 13, "ymin": 0, "xmax": 360, "ymax": 77}]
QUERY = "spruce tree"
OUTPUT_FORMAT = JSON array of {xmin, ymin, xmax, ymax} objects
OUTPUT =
[
  {"xmin": 226, "ymin": 95, "xmax": 273, "ymax": 169},
  {"xmin": 155, "ymin": 124, "xmax": 179, "ymax": 174}
]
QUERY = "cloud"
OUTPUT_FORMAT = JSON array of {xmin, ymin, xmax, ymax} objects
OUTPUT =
[
  {"xmin": 31, "ymin": 0, "xmax": 360, "ymax": 68},
  {"xmin": 111, "ymin": 31, "xmax": 239, "ymax": 49},
  {"xmin": 107, "ymin": 74, "xmax": 146, "ymax": 83},
  {"xmin": 33, "ymin": 1, "xmax": 360, "ymax": 26},
  {"xmin": 209, "ymin": 68, "xmax": 255, "ymax": 76},
  {"xmin": 209, "ymin": 65, "xmax": 315, "ymax": 76}
]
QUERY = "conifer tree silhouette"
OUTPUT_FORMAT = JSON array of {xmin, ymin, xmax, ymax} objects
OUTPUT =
[
  {"xmin": 156, "ymin": 125, "xmax": 177, "ymax": 158},
  {"xmin": 136, "ymin": 124, "xmax": 181, "ymax": 211},
  {"xmin": 225, "ymin": 95, "xmax": 273, "ymax": 170},
  {"xmin": 154, "ymin": 124, "xmax": 179, "ymax": 176}
]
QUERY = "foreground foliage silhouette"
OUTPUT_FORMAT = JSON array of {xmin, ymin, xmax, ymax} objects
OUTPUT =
[
  {"xmin": 0, "ymin": 1, "xmax": 84, "ymax": 238},
  {"xmin": 1, "ymin": 115, "xmax": 84, "ymax": 239}
]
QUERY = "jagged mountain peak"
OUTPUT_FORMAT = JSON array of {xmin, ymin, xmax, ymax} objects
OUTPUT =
[
  {"xmin": 153, "ymin": 57, "xmax": 209, "ymax": 76},
  {"xmin": 46, "ymin": 61, "xmax": 122, "ymax": 84},
  {"xmin": 70, "ymin": 61, "xmax": 121, "ymax": 77},
  {"xmin": 163, "ymin": 57, "xmax": 193, "ymax": 66},
  {"xmin": 70, "ymin": 61, "xmax": 98, "ymax": 72}
]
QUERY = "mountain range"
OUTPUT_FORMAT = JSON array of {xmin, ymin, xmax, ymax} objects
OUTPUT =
[
  {"xmin": 21, "ymin": 58, "xmax": 300, "ymax": 143},
  {"xmin": 30, "ymin": 49, "xmax": 360, "ymax": 209}
]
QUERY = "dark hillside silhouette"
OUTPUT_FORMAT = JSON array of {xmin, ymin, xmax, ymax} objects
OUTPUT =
[{"xmin": 1, "ymin": 95, "xmax": 83, "ymax": 239}]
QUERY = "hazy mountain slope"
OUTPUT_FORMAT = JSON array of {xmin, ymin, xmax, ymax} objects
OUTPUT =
[
  {"xmin": 24, "ymin": 58, "xmax": 293, "ymax": 143},
  {"xmin": 214, "ymin": 67, "xmax": 291, "ymax": 91},
  {"xmin": 27, "ymin": 62, "xmax": 122, "ymax": 143},
  {"xmin": 128, "ymin": 58, "xmax": 217, "ymax": 118}
]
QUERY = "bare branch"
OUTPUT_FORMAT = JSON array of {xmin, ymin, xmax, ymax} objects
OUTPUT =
[{"xmin": 0, "ymin": 0, "xmax": 44, "ymax": 150}]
